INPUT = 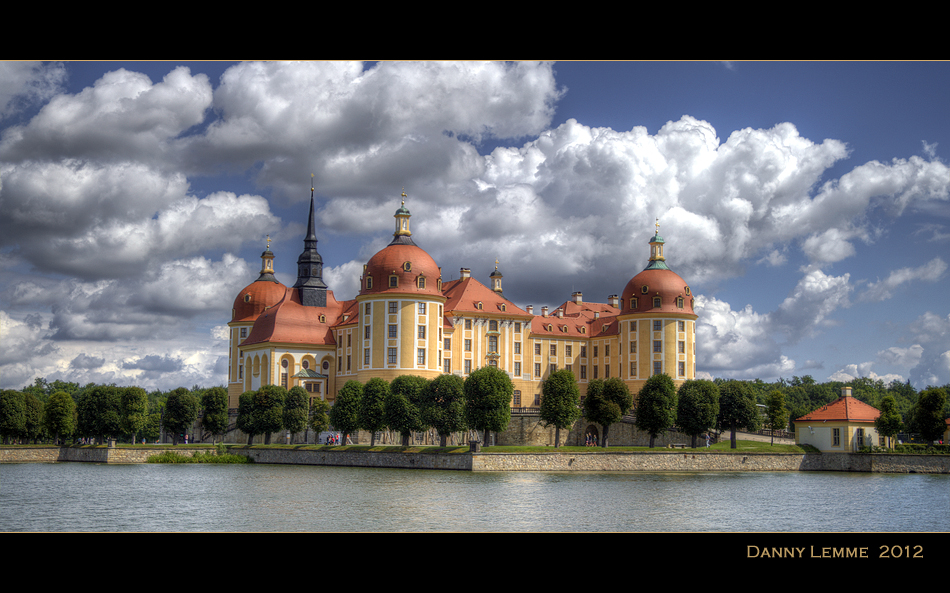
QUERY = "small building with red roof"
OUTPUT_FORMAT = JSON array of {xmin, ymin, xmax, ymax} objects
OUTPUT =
[{"xmin": 794, "ymin": 387, "xmax": 883, "ymax": 451}]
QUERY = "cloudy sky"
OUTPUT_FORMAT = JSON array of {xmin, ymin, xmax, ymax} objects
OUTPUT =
[{"xmin": 1, "ymin": 61, "xmax": 948, "ymax": 393}]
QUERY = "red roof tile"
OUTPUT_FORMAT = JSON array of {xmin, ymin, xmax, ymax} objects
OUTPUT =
[{"xmin": 795, "ymin": 396, "xmax": 881, "ymax": 423}]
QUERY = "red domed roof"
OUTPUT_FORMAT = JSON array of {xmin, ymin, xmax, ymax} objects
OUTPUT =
[
  {"xmin": 620, "ymin": 267, "xmax": 695, "ymax": 316},
  {"xmin": 361, "ymin": 242, "xmax": 443, "ymax": 297},
  {"xmin": 232, "ymin": 278, "xmax": 286, "ymax": 322}
]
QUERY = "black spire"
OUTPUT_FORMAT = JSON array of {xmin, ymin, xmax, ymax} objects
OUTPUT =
[{"xmin": 293, "ymin": 178, "xmax": 328, "ymax": 307}]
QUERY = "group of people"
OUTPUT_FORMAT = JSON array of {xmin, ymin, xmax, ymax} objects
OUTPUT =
[{"xmin": 585, "ymin": 433, "xmax": 598, "ymax": 447}]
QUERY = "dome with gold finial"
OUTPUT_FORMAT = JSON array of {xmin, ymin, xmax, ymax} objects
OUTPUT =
[{"xmin": 620, "ymin": 219, "xmax": 694, "ymax": 316}]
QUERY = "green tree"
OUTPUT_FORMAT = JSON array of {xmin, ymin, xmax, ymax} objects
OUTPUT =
[
  {"xmin": 387, "ymin": 375, "xmax": 429, "ymax": 445},
  {"xmin": 913, "ymin": 387, "xmax": 948, "ymax": 443},
  {"xmin": 44, "ymin": 390, "xmax": 77, "ymax": 444},
  {"xmin": 539, "ymin": 369, "xmax": 581, "ymax": 447},
  {"xmin": 635, "ymin": 373, "xmax": 677, "ymax": 448},
  {"xmin": 420, "ymin": 374, "xmax": 467, "ymax": 447},
  {"xmin": 0, "ymin": 390, "xmax": 26, "ymax": 444},
  {"xmin": 253, "ymin": 384, "xmax": 287, "ymax": 444},
  {"xmin": 282, "ymin": 386, "xmax": 310, "ymax": 440},
  {"xmin": 764, "ymin": 389, "xmax": 790, "ymax": 446},
  {"xmin": 718, "ymin": 380, "xmax": 761, "ymax": 449},
  {"xmin": 309, "ymin": 397, "xmax": 331, "ymax": 436},
  {"xmin": 201, "ymin": 387, "xmax": 230, "ymax": 445},
  {"xmin": 77, "ymin": 385, "xmax": 122, "ymax": 444},
  {"xmin": 163, "ymin": 387, "xmax": 199, "ymax": 445},
  {"xmin": 22, "ymin": 391, "xmax": 44, "ymax": 444},
  {"xmin": 236, "ymin": 390, "xmax": 257, "ymax": 445},
  {"xmin": 463, "ymin": 365, "xmax": 514, "ymax": 446},
  {"xmin": 583, "ymin": 377, "xmax": 634, "ymax": 448},
  {"xmin": 329, "ymin": 380, "xmax": 363, "ymax": 445},
  {"xmin": 120, "ymin": 386, "xmax": 149, "ymax": 443},
  {"xmin": 359, "ymin": 377, "xmax": 390, "ymax": 446},
  {"xmin": 676, "ymin": 379, "xmax": 720, "ymax": 448},
  {"xmin": 874, "ymin": 395, "xmax": 903, "ymax": 447}
]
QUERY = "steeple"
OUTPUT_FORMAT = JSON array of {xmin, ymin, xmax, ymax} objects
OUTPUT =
[
  {"xmin": 644, "ymin": 217, "xmax": 670, "ymax": 271},
  {"xmin": 390, "ymin": 190, "xmax": 416, "ymax": 246},
  {"xmin": 490, "ymin": 259, "xmax": 503, "ymax": 294},
  {"xmin": 293, "ymin": 176, "xmax": 328, "ymax": 307},
  {"xmin": 256, "ymin": 235, "xmax": 278, "ymax": 282}
]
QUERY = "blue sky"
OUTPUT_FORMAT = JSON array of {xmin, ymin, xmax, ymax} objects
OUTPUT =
[{"xmin": 1, "ymin": 61, "xmax": 948, "ymax": 392}]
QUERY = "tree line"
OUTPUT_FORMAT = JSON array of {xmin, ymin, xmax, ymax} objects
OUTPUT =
[
  {"xmin": 2, "ymin": 372, "xmax": 947, "ymax": 447},
  {"xmin": 0, "ymin": 379, "xmax": 230, "ymax": 446}
]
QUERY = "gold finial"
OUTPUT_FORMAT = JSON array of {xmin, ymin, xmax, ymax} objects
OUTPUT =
[
  {"xmin": 495, "ymin": 258, "xmax": 499, "ymax": 270},
  {"xmin": 266, "ymin": 235, "xmax": 271, "ymax": 249},
  {"xmin": 655, "ymin": 217, "xmax": 660, "ymax": 234},
  {"xmin": 311, "ymin": 173, "xmax": 314, "ymax": 193},
  {"xmin": 401, "ymin": 189, "xmax": 407, "ymax": 206}
]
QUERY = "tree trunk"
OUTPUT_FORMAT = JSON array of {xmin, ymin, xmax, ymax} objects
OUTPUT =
[
  {"xmin": 440, "ymin": 433, "xmax": 447, "ymax": 447},
  {"xmin": 601, "ymin": 424, "xmax": 610, "ymax": 448},
  {"xmin": 246, "ymin": 433, "xmax": 254, "ymax": 445},
  {"xmin": 730, "ymin": 427, "xmax": 737, "ymax": 449},
  {"xmin": 649, "ymin": 434, "xmax": 655, "ymax": 448},
  {"xmin": 691, "ymin": 434, "xmax": 697, "ymax": 448},
  {"xmin": 483, "ymin": 429, "xmax": 490, "ymax": 447}
]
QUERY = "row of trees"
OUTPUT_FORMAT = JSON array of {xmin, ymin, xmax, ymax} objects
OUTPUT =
[
  {"xmin": 0, "ymin": 384, "xmax": 230, "ymax": 446},
  {"xmin": 236, "ymin": 367, "xmax": 517, "ymax": 447}
]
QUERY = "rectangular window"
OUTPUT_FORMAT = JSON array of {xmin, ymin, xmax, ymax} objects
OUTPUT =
[
  {"xmin": 389, "ymin": 276, "xmax": 398, "ymax": 287},
  {"xmin": 489, "ymin": 336, "xmax": 498, "ymax": 352},
  {"xmin": 514, "ymin": 341, "xmax": 521, "ymax": 354},
  {"xmin": 418, "ymin": 325, "xmax": 426, "ymax": 339},
  {"xmin": 465, "ymin": 319, "xmax": 472, "ymax": 330},
  {"xmin": 630, "ymin": 340, "xmax": 637, "ymax": 353},
  {"xmin": 566, "ymin": 345, "xmax": 572, "ymax": 357},
  {"xmin": 581, "ymin": 346, "xmax": 587, "ymax": 358},
  {"xmin": 240, "ymin": 327, "xmax": 247, "ymax": 338},
  {"xmin": 678, "ymin": 340, "xmax": 685, "ymax": 353},
  {"xmin": 593, "ymin": 345, "xmax": 599, "ymax": 358},
  {"xmin": 444, "ymin": 358, "xmax": 451, "ymax": 373},
  {"xmin": 533, "ymin": 393, "xmax": 541, "ymax": 406},
  {"xmin": 580, "ymin": 366, "xmax": 587, "ymax": 379},
  {"xmin": 654, "ymin": 320, "xmax": 662, "ymax": 331},
  {"xmin": 365, "ymin": 303, "xmax": 371, "ymax": 315},
  {"xmin": 605, "ymin": 344, "xmax": 610, "ymax": 357},
  {"xmin": 464, "ymin": 359, "xmax": 472, "ymax": 374},
  {"xmin": 465, "ymin": 339, "xmax": 472, "ymax": 352},
  {"xmin": 653, "ymin": 361, "xmax": 661, "ymax": 375},
  {"xmin": 515, "ymin": 322, "xmax": 521, "ymax": 333},
  {"xmin": 534, "ymin": 343, "xmax": 541, "ymax": 355},
  {"xmin": 389, "ymin": 324, "xmax": 397, "ymax": 338},
  {"xmin": 833, "ymin": 428, "xmax": 841, "ymax": 446},
  {"xmin": 630, "ymin": 321, "xmax": 637, "ymax": 331},
  {"xmin": 513, "ymin": 390, "xmax": 521, "ymax": 406},
  {"xmin": 550, "ymin": 344, "xmax": 557, "ymax": 356},
  {"xmin": 630, "ymin": 362, "xmax": 636, "ymax": 376},
  {"xmin": 678, "ymin": 361, "xmax": 685, "ymax": 376},
  {"xmin": 417, "ymin": 349, "xmax": 425, "ymax": 365},
  {"xmin": 389, "ymin": 301, "xmax": 398, "ymax": 314},
  {"xmin": 347, "ymin": 333, "xmax": 351, "ymax": 347},
  {"xmin": 514, "ymin": 362, "xmax": 521, "ymax": 376},
  {"xmin": 678, "ymin": 321, "xmax": 685, "ymax": 332},
  {"xmin": 593, "ymin": 366, "xmax": 599, "ymax": 379},
  {"xmin": 444, "ymin": 337, "xmax": 451, "ymax": 350},
  {"xmin": 534, "ymin": 363, "xmax": 541, "ymax": 377},
  {"xmin": 653, "ymin": 340, "xmax": 662, "ymax": 353},
  {"xmin": 605, "ymin": 365, "xmax": 610, "ymax": 378},
  {"xmin": 365, "ymin": 325, "xmax": 371, "ymax": 339},
  {"xmin": 281, "ymin": 373, "xmax": 288, "ymax": 388},
  {"xmin": 364, "ymin": 348, "xmax": 370, "ymax": 365},
  {"xmin": 550, "ymin": 363, "xmax": 557, "ymax": 374},
  {"xmin": 388, "ymin": 348, "xmax": 397, "ymax": 364},
  {"xmin": 418, "ymin": 302, "xmax": 426, "ymax": 315},
  {"xmin": 346, "ymin": 355, "xmax": 351, "ymax": 371}
]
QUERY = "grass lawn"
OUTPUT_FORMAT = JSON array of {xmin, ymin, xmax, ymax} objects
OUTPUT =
[{"xmin": 223, "ymin": 440, "xmax": 813, "ymax": 454}]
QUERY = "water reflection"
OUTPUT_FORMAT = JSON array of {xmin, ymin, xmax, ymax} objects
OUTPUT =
[{"xmin": 1, "ymin": 463, "xmax": 947, "ymax": 532}]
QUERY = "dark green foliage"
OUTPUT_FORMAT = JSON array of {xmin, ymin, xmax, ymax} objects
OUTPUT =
[
  {"xmin": 0, "ymin": 390, "xmax": 26, "ymax": 444},
  {"xmin": 635, "ymin": 373, "xmax": 677, "ymax": 447},
  {"xmin": 764, "ymin": 390, "xmax": 789, "ymax": 445},
  {"xmin": 912, "ymin": 387, "xmax": 948, "ymax": 443},
  {"xmin": 309, "ymin": 398, "xmax": 331, "ymax": 435},
  {"xmin": 201, "ymin": 387, "xmax": 230, "ymax": 444},
  {"xmin": 163, "ymin": 387, "xmax": 199, "ymax": 445},
  {"xmin": 359, "ymin": 378, "xmax": 389, "ymax": 446},
  {"xmin": 120, "ymin": 386, "xmax": 149, "ymax": 443},
  {"xmin": 236, "ymin": 390, "xmax": 257, "ymax": 445},
  {"xmin": 420, "ymin": 374, "xmax": 467, "ymax": 447},
  {"xmin": 874, "ymin": 395, "xmax": 903, "ymax": 445},
  {"xmin": 676, "ymin": 379, "xmax": 720, "ymax": 447},
  {"xmin": 44, "ymin": 390, "xmax": 76, "ymax": 444},
  {"xmin": 540, "ymin": 369, "xmax": 581, "ymax": 447},
  {"xmin": 22, "ymin": 391, "xmax": 44, "ymax": 443},
  {"xmin": 582, "ymin": 377, "xmax": 633, "ymax": 448},
  {"xmin": 77, "ymin": 385, "xmax": 122, "ymax": 444},
  {"xmin": 329, "ymin": 380, "xmax": 363, "ymax": 444},
  {"xmin": 282, "ymin": 386, "xmax": 310, "ymax": 437},
  {"xmin": 253, "ymin": 384, "xmax": 287, "ymax": 444},
  {"xmin": 463, "ymin": 365, "xmax": 514, "ymax": 445},
  {"xmin": 718, "ymin": 380, "xmax": 761, "ymax": 449}
]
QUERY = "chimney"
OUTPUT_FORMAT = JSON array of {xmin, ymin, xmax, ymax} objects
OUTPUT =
[
  {"xmin": 542, "ymin": 306, "xmax": 548, "ymax": 317},
  {"xmin": 594, "ymin": 311, "xmax": 600, "ymax": 319},
  {"xmin": 527, "ymin": 305, "xmax": 534, "ymax": 315},
  {"xmin": 842, "ymin": 386, "xmax": 852, "ymax": 398},
  {"xmin": 459, "ymin": 268, "xmax": 471, "ymax": 279},
  {"xmin": 556, "ymin": 309, "xmax": 563, "ymax": 318},
  {"xmin": 572, "ymin": 291, "xmax": 583, "ymax": 303},
  {"xmin": 608, "ymin": 294, "xmax": 619, "ymax": 307}
]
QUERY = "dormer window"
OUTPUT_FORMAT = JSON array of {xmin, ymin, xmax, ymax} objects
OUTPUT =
[
  {"xmin": 366, "ymin": 276, "xmax": 373, "ymax": 289},
  {"xmin": 677, "ymin": 296, "xmax": 684, "ymax": 308},
  {"xmin": 389, "ymin": 275, "xmax": 398, "ymax": 288},
  {"xmin": 630, "ymin": 297, "xmax": 638, "ymax": 309},
  {"xmin": 418, "ymin": 276, "xmax": 426, "ymax": 289},
  {"xmin": 477, "ymin": 302, "xmax": 483, "ymax": 310},
  {"xmin": 653, "ymin": 296, "xmax": 662, "ymax": 308}
]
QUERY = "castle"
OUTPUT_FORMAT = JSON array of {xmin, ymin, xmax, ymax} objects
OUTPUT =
[{"xmin": 226, "ymin": 190, "xmax": 697, "ymax": 409}]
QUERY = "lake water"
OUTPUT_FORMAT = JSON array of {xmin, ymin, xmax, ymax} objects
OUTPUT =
[{"xmin": 1, "ymin": 462, "xmax": 948, "ymax": 533}]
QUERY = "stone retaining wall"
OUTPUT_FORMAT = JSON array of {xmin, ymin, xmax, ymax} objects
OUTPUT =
[{"xmin": 3, "ymin": 447, "xmax": 948, "ymax": 473}]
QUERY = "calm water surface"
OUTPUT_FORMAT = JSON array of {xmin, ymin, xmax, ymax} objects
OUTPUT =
[{"xmin": 1, "ymin": 463, "xmax": 947, "ymax": 532}]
